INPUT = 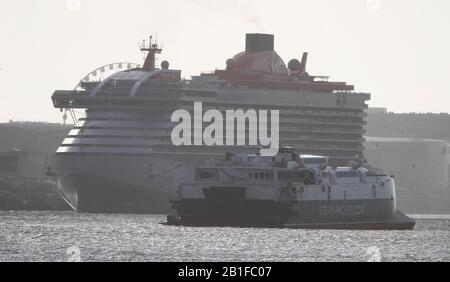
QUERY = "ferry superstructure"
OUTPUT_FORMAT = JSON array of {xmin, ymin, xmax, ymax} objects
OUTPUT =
[{"xmin": 49, "ymin": 34, "xmax": 370, "ymax": 213}]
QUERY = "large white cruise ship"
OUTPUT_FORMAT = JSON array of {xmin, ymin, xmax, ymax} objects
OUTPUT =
[{"xmin": 48, "ymin": 34, "xmax": 370, "ymax": 213}]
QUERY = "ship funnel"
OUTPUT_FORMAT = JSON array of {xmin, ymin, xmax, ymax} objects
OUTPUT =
[
  {"xmin": 300, "ymin": 52, "xmax": 308, "ymax": 73},
  {"xmin": 245, "ymin": 34, "xmax": 274, "ymax": 52}
]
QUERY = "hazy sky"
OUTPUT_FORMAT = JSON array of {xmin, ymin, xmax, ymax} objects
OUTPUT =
[{"xmin": 0, "ymin": 0, "xmax": 449, "ymax": 123}]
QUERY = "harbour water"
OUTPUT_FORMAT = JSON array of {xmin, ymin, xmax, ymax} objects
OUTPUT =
[{"xmin": 0, "ymin": 211, "xmax": 449, "ymax": 262}]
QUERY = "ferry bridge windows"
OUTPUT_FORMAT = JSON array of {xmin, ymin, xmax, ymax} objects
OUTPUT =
[
  {"xmin": 335, "ymin": 171, "xmax": 358, "ymax": 178},
  {"xmin": 336, "ymin": 170, "xmax": 360, "ymax": 184},
  {"xmin": 248, "ymin": 171, "xmax": 274, "ymax": 180},
  {"xmin": 277, "ymin": 171, "xmax": 308, "ymax": 181},
  {"xmin": 197, "ymin": 170, "xmax": 218, "ymax": 180},
  {"xmin": 199, "ymin": 171, "xmax": 214, "ymax": 179}
]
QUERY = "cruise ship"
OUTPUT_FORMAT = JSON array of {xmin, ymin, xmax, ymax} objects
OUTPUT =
[{"xmin": 48, "ymin": 34, "xmax": 370, "ymax": 213}]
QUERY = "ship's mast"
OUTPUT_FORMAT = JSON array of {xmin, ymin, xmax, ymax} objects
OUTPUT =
[{"xmin": 141, "ymin": 36, "xmax": 162, "ymax": 71}]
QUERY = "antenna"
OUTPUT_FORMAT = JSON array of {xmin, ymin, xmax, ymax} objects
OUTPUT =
[{"xmin": 141, "ymin": 35, "xmax": 162, "ymax": 71}]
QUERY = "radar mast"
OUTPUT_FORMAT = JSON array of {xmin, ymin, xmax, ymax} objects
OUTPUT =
[{"xmin": 140, "ymin": 36, "xmax": 162, "ymax": 71}]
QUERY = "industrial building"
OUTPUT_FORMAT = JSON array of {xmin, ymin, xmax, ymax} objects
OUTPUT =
[{"xmin": 365, "ymin": 136, "xmax": 450, "ymax": 213}]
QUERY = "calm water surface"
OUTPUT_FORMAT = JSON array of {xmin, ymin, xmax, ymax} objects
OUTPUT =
[{"xmin": 0, "ymin": 211, "xmax": 449, "ymax": 262}]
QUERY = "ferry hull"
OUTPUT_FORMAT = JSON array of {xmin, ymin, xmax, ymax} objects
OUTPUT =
[
  {"xmin": 284, "ymin": 210, "xmax": 415, "ymax": 230},
  {"xmin": 171, "ymin": 199, "xmax": 395, "ymax": 226},
  {"xmin": 173, "ymin": 199, "xmax": 293, "ymax": 226},
  {"xmin": 292, "ymin": 198, "xmax": 395, "ymax": 223},
  {"xmin": 169, "ymin": 198, "xmax": 415, "ymax": 230}
]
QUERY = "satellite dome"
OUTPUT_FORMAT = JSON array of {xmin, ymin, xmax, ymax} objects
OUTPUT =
[
  {"xmin": 161, "ymin": 60, "xmax": 169, "ymax": 70},
  {"xmin": 288, "ymin": 59, "xmax": 301, "ymax": 72}
]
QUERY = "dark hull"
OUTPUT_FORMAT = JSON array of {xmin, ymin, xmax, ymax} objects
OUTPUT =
[
  {"xmin": 284, "ymin": 210, "xmax": 416, "ymax": 230},
  {"xmin": 57, "ymin": 173, "xmax": 171, "ymax": 214},
  {"xmin": 293, "ymin": 199, "xmax": 395, "ymax": 223},
  {"xmin": 173, "ymin": 199, "xmax": 293, "ymax": 226},
  {"xmin": 169, "ymin": 198, "xmax": 415, "ymax": 230}
]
